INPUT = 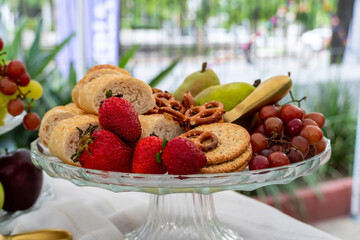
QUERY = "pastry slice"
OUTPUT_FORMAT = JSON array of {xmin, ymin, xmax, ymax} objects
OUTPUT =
[
  {"xmin": 48, "ymin": 114, "xmax": 100, "ymax": 166},
  {"xmin": 72, "ymin": 64, "xmax": 130, "ymax": 106},
  {"xmin": 39, "ymin": 105, "xmax": 85, "ymax": 146},
  {"xmin": 78, "ymin": 74, "xmax": 155, "ymax": 115},
  {"xmin": 139, "ymin": 114, "xmax": 184, "ymax": 141}
]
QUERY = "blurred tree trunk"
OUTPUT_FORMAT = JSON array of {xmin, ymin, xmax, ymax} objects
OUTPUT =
[{"xmin": 330, "ymin": 0, "xmax": 355, "ymax": 64}]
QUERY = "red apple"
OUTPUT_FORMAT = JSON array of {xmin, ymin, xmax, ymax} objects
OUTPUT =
[{"xmin": 0, "ymin": 149, "xmax": 43, "ymax": 212}]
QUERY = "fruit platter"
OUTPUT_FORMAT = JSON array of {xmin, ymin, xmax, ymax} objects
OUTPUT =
[{"xmin": 30, "ymin": 63, "xmax": 331, "ymax": 240}]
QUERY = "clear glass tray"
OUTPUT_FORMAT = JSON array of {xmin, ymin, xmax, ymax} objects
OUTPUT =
[
  {"xmin": 30, "ymin": 138, "xmax": 331, "ymax": 240},
  {"xmin": 0, "ymin": 112, "xmax": 25, "ymax": 136}
]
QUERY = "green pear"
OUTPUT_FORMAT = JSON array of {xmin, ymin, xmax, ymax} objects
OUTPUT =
[
  {"xmin": 194, "ymin": 82, "xmax": 255, "ymax": 112},
  {"xmin": 173, "ymin": 62, "xmax": 220, "ymax": 101}
]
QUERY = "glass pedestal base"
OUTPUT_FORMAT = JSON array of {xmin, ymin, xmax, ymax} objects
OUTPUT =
[{"xmin": 125, "ymin": 193, "xmax": 243, "ymax": 240}]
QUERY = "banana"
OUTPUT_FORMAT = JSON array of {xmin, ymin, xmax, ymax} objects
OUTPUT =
[{"xmin": 224, "ymin": 75, "xmax": 292, "ymax": 122}]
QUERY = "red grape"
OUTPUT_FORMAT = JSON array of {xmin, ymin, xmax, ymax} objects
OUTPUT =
[
  {"xmin": 250, "ymin": 133, "xmax": 268, "ymax": 154},
  {"xmin": 264, "ymin": 117, "xmax": 284, "ymax": 135},
  {"xmin": 7, "ymin": 60, "xmax": 26, "ymax": 78},
  {"xmin": 7, "ymin": 98, "xmax": 24, "ymax": 116},
  {"xmin": 315, "ymin": 138, "xmax": 326, "ymax": 154},
  {"xmin": 302, "ymin": 118, "xmax": 318, "ymax": 127},
  {"xmin": 249, "ymin": 155, "xmax": 270, "ymax": 170},
  {"xmin": 287, "ymin": 147, "xmax": 304, "ymax": 163},
  {"xmin": 0, "ymin": 76, "xmax": 17, "ymax": 95},
  {"xmin": 306, "ymin": 145, "xmax": 317, "ymax": 159},
  {"xmin": 290, "ymin": 136, "xmax": 310, "ymax": 156},
  {"xmin": 259, "ymin": 105, "xmax": 279, "ymax": 121},
  {"xmin": 268, "ymin": 152, "xmax": 290, "ymax": 167},
  {"xmin": 259, "ymin": 149, "xmax": 274, "ymax": 158},
  {"xmin": 300, "ymin": 125, "xmax": 323, "ymax": 145},
  {"xmin": 279, "ymin": 104, "xmax": 303, "ymax": 123},
  {"xmin": 306, "ymin": 112, "xmax": 325, "ymax": 128},
  {"xmin": 0, "ymin": 37, "xmax": 3, "ymax": 51},
  {"xmin": 17, "ymin": 72, "xmax": 31, "ymax": 86},
  {"xmin": 254, "ymin": 124, "xmax": 265, "ymax": 134},
  {"xmin": 285, "ymin": 118, "xmax": 302, "ymax": 137},
  {"xmin": 23, "ymin": 112, "xmax": 40, "ymax": 131},
  {"xmin": 300, "ymin": 108, "xmax": 307, "ymax": 119},
  {"xmin": 270, "ymin": 144, "xmax": 286, "ymax": 152}
]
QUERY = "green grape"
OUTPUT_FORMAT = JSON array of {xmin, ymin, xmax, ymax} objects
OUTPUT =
[
  {"xmin": 0, "ymin": 106, "xmax": 7, "ymax": 126},
  {"xmin": 0, "ymin": 93, "xmax": 9, "ymax": 107},
  {"xmin": 19, "ymin": 80, "xmax": 43, "ymax": 100}
]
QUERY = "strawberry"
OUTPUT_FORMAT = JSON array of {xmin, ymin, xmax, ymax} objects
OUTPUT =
[
  {"xmin": 161, "ymin": 137, "xmax": 207, "ymax": 175},
  {"xmin": 72, "ymin": 126, "xmax": 133, "ymax": 172},
  {"xmin": 98, "ymin": 94, "xmax": 141, "ymax": 142},
  {"xmin": 132, "ymin": 136, "xmax": 166, "ymax": 174}
]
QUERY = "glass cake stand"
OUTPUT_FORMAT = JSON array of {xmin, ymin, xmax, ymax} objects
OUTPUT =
[{"xmin": 31, "ymin": 138, "xmax": 331, "ymax": 240}]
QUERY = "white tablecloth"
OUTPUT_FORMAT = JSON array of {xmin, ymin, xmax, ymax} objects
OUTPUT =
[{"xmin": 3, "ymin": 174, "xmax": 340, "ymax": 240}]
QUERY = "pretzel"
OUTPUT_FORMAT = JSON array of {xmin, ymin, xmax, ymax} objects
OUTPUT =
[
  {"xmin": 181, "ymin": 91, "xmax": 195, "ymax": 110},
  {"xmin": 158, "ymin": 107, "xmax": 187, "ymax": 122},
  {"xmin": 148, "ymin": 89, "xmax": 186, "ymax": 114},
  {"xmin": 181, "ymin": 130, "xmax": 218, "ymax": 152},
  {"xmin": 185, "ymin": 101, "xmax": 225, "ymax": 128}
]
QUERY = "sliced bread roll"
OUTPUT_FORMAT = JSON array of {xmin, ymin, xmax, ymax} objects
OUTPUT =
[
  {"xmin": 48, "ymin": 114, "xmax": 100, "ymax": 166},
  {"xmin": 139, "ymin": 114, "xmax": 184, "ymax": 141},
  {"xmin": 78, "ymin": 74, "xmax": 155, "ymax": 115},
  {"xmin": 72, "ymin": 65, "xmax": 131, "ymax": 106},
  {"xmin": 39, "ymin": 105, "xmax": 85, "ymax": 146}
]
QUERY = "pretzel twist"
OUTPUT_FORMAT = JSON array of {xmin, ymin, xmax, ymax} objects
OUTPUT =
[
  {"xmin": 185, "ymin": 101, "xmax": 225, "ymax": 128},
  {"xmin": 181, "ymin": 91, "xmax": 195, "ymax": 110},
  {"xmin": 181, "ymin": 130, "xmax": 218, "ymax": 152}
]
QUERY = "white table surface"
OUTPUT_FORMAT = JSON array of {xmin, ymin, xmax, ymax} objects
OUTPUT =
[{"xmin": 2, "ymin": 174, "xmax": 341, "ymax": 240}]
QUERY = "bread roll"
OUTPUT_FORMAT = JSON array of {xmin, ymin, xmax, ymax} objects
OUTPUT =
[
  {"xmin": 39, "ymin": 105, "xmax": 85, "ymax": 146},
  {"xmin": 139, "ymin": 114, "xmax": 184, "ymax": 141},
  {"xmin": 78, "ymin": 74, "xmax": 155, "ymax": 115},
  {"xmin": 72, "ymin": 65, "xmax": 130, "ymax": 106},
  {"xmin": 48, "ymin": 114, "xmax": 100, "ymax": 166}
]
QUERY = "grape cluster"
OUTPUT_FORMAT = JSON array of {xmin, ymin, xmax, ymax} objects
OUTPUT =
[
  {"xmin": 0, "ymin": 36, "xmax": 42, "ymax": 130},
  {"xmin": 249, "ymin": 102, "xmax": 326, "ymax": 170}
]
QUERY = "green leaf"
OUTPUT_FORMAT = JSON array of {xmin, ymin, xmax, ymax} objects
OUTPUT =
[
  {"xmin": 148, "ymin": 59, "xmax": 179, "ymax": 88},
  {"xmin": 28, "ymin": 19, "xmax": 43, "ymax": 62},
  {"xmin": 155, "ymin": 152, "xmax": 162, "ymax": 164},
  {"xmin": 68, "ymin": 61, "xmax": 77, "ymax": 90},
  {"xmin": 26, "ymin": 32, "xmax": 75, "ymax": 79},
  {"xmin": 118, "ymin": 44, "xmax": 140, "ymax": 68},
  {"xmin": 3, "ymin": 18, "xmax": 27, "ymax": 61}
]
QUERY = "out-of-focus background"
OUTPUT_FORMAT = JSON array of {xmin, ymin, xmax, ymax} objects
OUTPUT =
[{"xmin": 0, "ymin": 0, "xmax": 359, "ymax": 238}]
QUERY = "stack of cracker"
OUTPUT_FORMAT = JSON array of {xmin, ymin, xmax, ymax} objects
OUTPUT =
[{"xmin": 182, "ymin": 123, "xmax": 252, "ymax": 174}]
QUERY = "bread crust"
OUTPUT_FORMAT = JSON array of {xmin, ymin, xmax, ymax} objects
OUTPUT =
[
  {"xmin": 39, "ymin": 105, "xmax": 85, "ymax": 146},
  {"xmin": 48, "ymin": 114, "xmax": 100, "ymax": 166},
  {"xmin": 78, "ymin": 74, "xmax": 155, "ymax": 115},
  {"xmin": 72, "ymin": 65, "xmax": 131, "ymax": 106},
  {"xmin": 139, "ymin": 114, "xmax": 184, "ymax": 141}
]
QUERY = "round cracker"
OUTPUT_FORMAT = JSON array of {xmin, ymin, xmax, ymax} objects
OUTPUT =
[
  {"xmin": 200, "ymin": 144, "xmax": 252, "ymax": 174},
  {"xmin": 188, "ymin": 123, "xmax": 250, "ymax": 164}
]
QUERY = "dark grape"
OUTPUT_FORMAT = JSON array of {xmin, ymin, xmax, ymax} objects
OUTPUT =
[
  {"xmin": 268, "ymin": 152, "xmax": 290, "ymax": 167},
  {"xmin": 306, "ymin": 112, "xmax": 325, "ymax": 128},
  {"xmin": 264, "ymin": 117, "xmax": 284, "ymax": 136},
  {"xmin": 249, "ymin": 155, "xmax": 270, "ymax": 170},
  {"xmin": 0, "ymin": 37, "xmax": 3, "ymax": 51},
  {"xmin": 315, "ymin": 138, "xmax": 326, "ymax": 154},
  {"xmin": 7, "ymin": 60, "xmax": 26, "ymax": 78},
  {"xmin": 253, "ymin": 124, "xmax": 265, "ymax": 134},
  {"xmin": 287, "ymin": 147, "xmax": 304, "ymax": 163},
  {"xmin": 285, "ymin": 118, "xmax": 302, "ymax": 137},
  {"xmin": 300, "ymin": 125, "xmax": 323, "ymax": 145},
  {"xmin": 7, "ymin": 98, "xmax": 24, "ymax": 116},
  {"xmin": 270, "ymin": 144, "xmax": 286, "ymax": 152},
  {"xmin": 305, "ymin": 145, "xmax": 317, "ymax": 159},
  {"xmin": 23, "ymin": 112, "xmax": 40, "ymax": 131},
  {"xmin": 279, "ymin": 104, "xmax": 302, "ymax": 123},
  {"xmin": 259, "ymin": 105, "xmax": 279, "ymax": 121},
  {"xmin": 17, "ymin": 72, "xmax": 31, "ymax": 86},
  {"xmin": 259, "ymin": 149, "xmax": 274, "ymax": 158},
  {"xmin": 250, "ymin": 133, "xmax": 268, "ymax": 154},
  {"xmin": 0, "ymin": 76, "xmax": 17, "ymax": 95},
  {"xmin": 290, "ymin": 136, "xmax": 310, "ymax": 156},
  {"xmin": 302, "ymin": 118, "xmax": 318, "ymax": 127}
]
